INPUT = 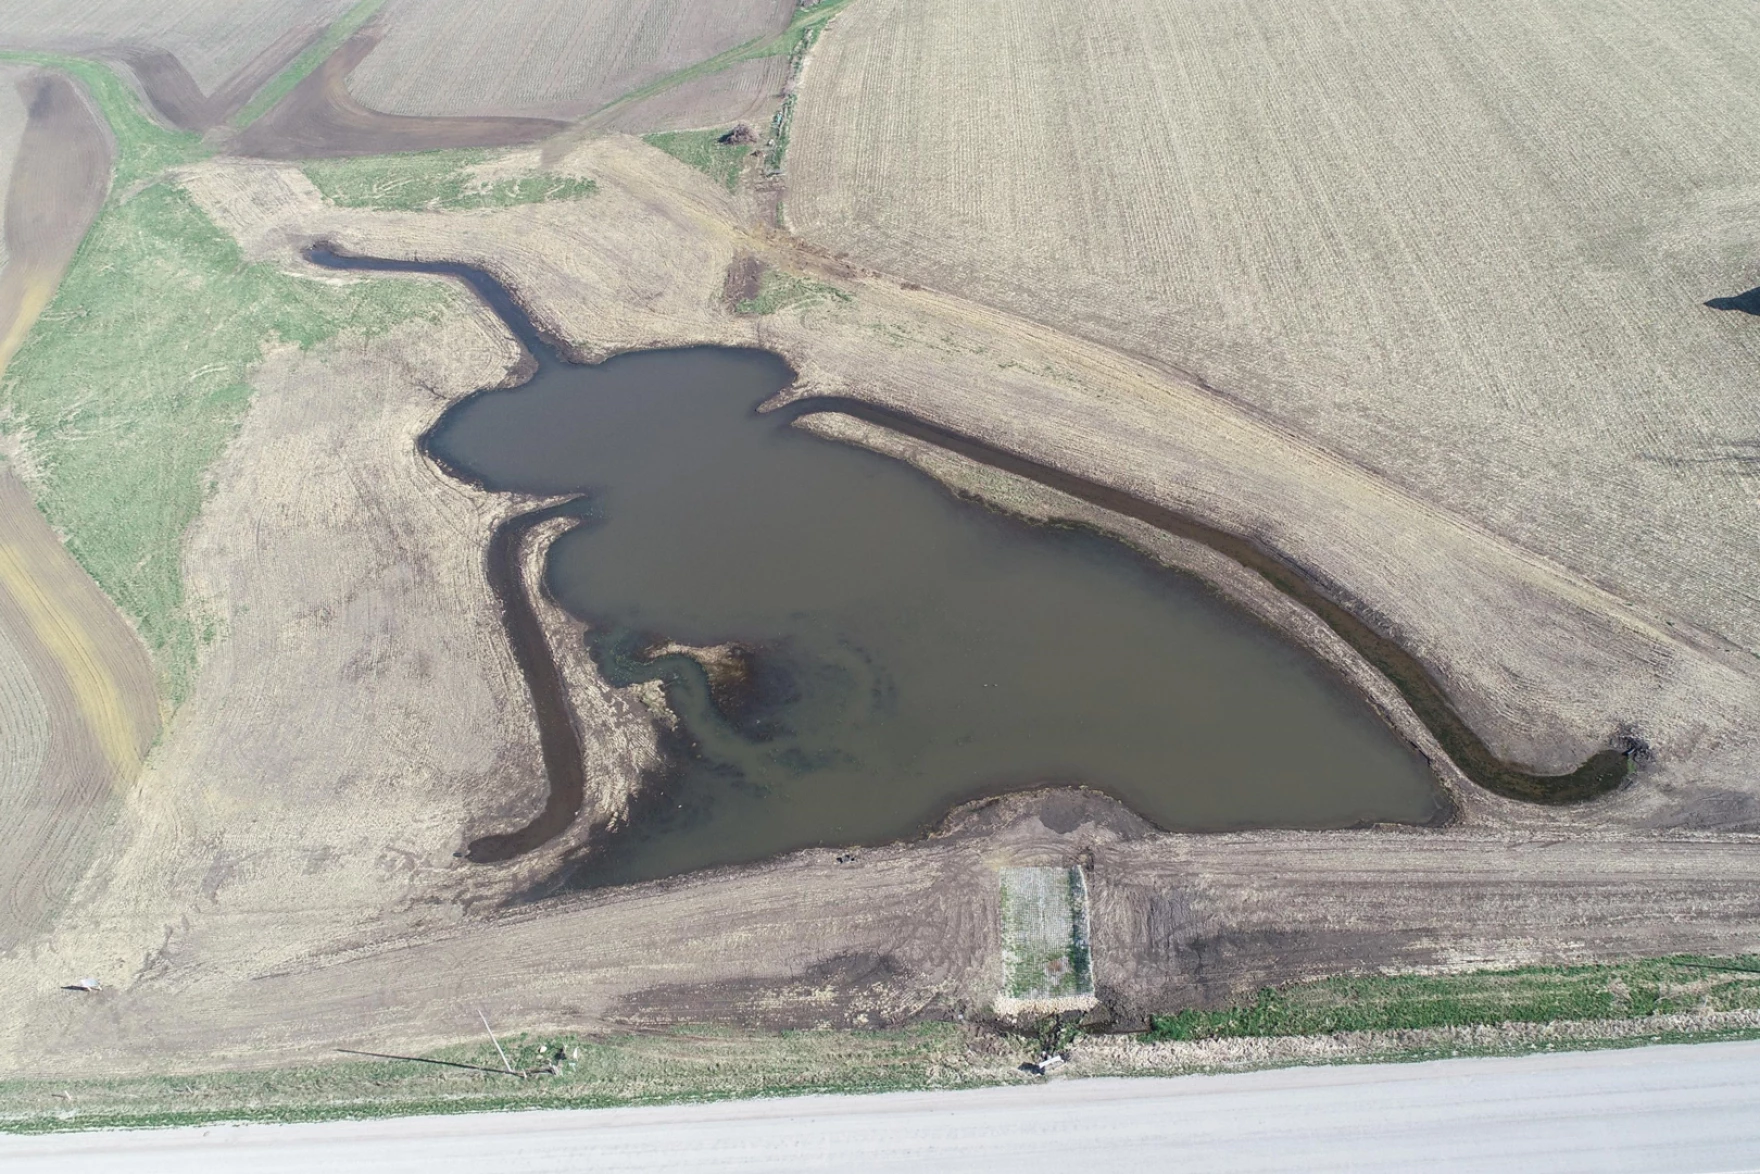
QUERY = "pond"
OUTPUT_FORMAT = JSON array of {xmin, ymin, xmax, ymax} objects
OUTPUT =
[{"xmin": 311, "ymin": 250, "xmax": 1441, "ymax": 886}]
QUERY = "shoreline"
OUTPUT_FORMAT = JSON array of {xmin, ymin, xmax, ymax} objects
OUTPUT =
[{"xmin": 315, "ymin": 243, "xmax": 1632, "ymax": 875}]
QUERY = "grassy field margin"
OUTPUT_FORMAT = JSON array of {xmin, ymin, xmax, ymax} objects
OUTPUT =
[
  {"xmin": 643, "ymin": 129, "xmax": 750, "ymax": 191},
  {"xmin": 303, "ymin": 149, "xmax": 597, "ymax": 211},
  {"xmin": 0, "ymin": 57, "xmax": 452, "ymax": 699},
  {"xmin": 232, "ymin": 0, "xmax": 386, "ymax": 129},
  {"xmin": 595, "ymin": 0, "xmax": 857, "ymax": 121},
  {"xmin": 5, "ymin": 955, "xmax": 1760, "ymax": 1133}
]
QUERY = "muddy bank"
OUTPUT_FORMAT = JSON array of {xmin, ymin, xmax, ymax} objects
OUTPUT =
[
  {"xmin": 312, "ymin": 249, "xmax": 1447, "ymax": 882},
  {"xmin": 466, "ymin": 502, "xmax": 592, "ymax": 862},
  {"xmin": 233, "ymin": 27, "xmax": 567, "ymax": 160},
  {"xmin": 778, "ymin": 395, "xmax": 1638, "ymax": 806},
  {"xmin": 307, "ymin": 245, "xmax": 1633, "ymax": 891}
]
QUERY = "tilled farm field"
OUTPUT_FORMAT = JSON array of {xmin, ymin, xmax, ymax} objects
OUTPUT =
[
  {"xmin": 788, "ymin": 0, "xmax": 1760, "ymax": 684},
  {"xmin": 0, "ymin": 0, "xmax": 350, "ymax": 96},
  {"xmin": 346, "ymin": 0, "xmax": 796, "ymax": 122},
  {"xmin": 0, "ymin": 2, "xmax": 1758, "ymax": 1097}
]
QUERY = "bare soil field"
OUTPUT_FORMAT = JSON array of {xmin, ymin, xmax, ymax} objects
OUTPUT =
[
  {"xmin": 787, "ymin": 0, "xmax": 1760, "ymax": 670},
  {"xmin": 0, "ymin": 70, "xmax": 110, "ymax": 374},
  {"xmin": 0, "ymin": 66, "xmax": 25, "ymax": 271},
  {"xmin": 0, "ymin": 470, "xmax": 158, "ymax": 954},
  {"xmin": 0, "ymin": 67, "xmax": 159, "ymax": 953},
  {"xmin": 592, "ymin": 58, "xmax": 788, "ymax": 138},
  {"xmin": 113, "ymin": 21, "xmax": 328, "ymax": 132},
  {"xmin": 347, "ymin": 0, "xmax": 795, "ymax": 123},
  {"xmin": 233, "ymin": 28, "xmax": 569, "ymax": 159},
  {"xmin": 0, "ymin": 0, "xmax": 350, "ymax": 95}
]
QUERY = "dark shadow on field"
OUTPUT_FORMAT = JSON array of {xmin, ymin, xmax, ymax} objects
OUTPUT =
[{"xmin": 1704, "ymin": 286, "xmax": 1760, "ymax": 316}]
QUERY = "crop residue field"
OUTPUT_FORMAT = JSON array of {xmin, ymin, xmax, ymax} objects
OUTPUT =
[{"xmin": 788, "ymin": 0, "xmax": 1760, "ymax": 662}]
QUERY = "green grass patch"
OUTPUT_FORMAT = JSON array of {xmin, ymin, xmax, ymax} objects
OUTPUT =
[
  {"xmin": 998, "ymin": 867, "xmax": 1093, "ymax": 1000},
  {"xmin": 233, "ymin": 0, "xmax": 386, "ymax": 129},
  {"xmin": 1, "ymin": 184, "xmax": 451, "ymax": 700},
  {"xmin": 643, "ymin": 129, "xmax": 750, "ymax": 191},
  {"xmin": 0, "ymin": 51, "xmax": 207, "ymax": 191},
  {"xmin": 736, "ymin": 268, "xmax": 851, "ymax": 316},
  {"xmin": 0, "ymin": 58, "xmax": 453, "ymax": 701},
  {"xmin": 0, "ymin": 1024, "xmax": 1018, "ymax": 1134},
  {"xmin": 303, "ymin": 149, "xmax": 597, "ymax": 212},
  {"xmin": 1147, "ymin": 956, "xmax": 1760, "ymax": 1042}
]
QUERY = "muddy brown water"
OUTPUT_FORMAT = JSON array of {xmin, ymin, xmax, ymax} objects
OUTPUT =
[{"xmin": 311, "ymin": 249, "xmax": 1451, "ymax": 886}]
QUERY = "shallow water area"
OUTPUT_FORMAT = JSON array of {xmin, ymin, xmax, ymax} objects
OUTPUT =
[{"xmin": 314, "ymin": 250, "xmax": 1440, "ymax": 886}]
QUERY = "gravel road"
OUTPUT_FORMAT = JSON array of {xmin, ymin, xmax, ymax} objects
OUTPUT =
[{"xmin": 7, "ymin": 1041, "xmax": 1759, "ymax": 1172}]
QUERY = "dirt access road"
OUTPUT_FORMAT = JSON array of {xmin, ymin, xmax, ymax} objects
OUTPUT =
[{"xmin": 8, "ymin": 1041, "xmax": 1760, "ymax": 1173}]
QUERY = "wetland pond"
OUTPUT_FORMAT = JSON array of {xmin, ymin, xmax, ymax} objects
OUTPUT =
[{"xmin": 314, "ymin": 251, "xmax": 1441, "ymax": 887}]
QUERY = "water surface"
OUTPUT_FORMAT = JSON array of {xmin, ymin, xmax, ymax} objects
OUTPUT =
[
  {"xmin": 421, "ymin": 326, "xmax": 1441, "ymax": 887},
  {"xmin": 310, "ymin": 249, "xmax": 1440, "ymax": 884}
]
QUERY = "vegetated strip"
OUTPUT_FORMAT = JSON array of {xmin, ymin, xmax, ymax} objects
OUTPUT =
[
  {"xmin": 232, "ymin": 0, "xmax": 387, "ymax": 129},
  {"xmin": 115, "ymin": 17, "xmax": 335, "ymax": 132},
  {"xmin": 5, "ymin": 955, "xmax": 1760, "ymax": 1133},
  {"xmin": 0, "ymin": 62, "xmax": 449, "ymax": 702},
  {"xmin": 588, "ymin": 0, "xmax": 859, "ymax": 124},
  {"xmin": 779, "ymin": 396, "xmax": 1634, "ymax": 805},
  {"xmin": 1145, "ymin": 954, "xmax": 1760, "ymax": 1041}
]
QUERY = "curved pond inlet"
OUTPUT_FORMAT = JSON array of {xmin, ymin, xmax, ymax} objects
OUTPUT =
[{"xmin": 308, "ymin": 248, "xmax": 1630, "ymax": 887}]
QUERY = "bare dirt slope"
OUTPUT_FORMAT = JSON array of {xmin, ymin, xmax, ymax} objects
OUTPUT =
[
  {"xmin": 787, "ymin": 0, "xmax": 1760, "ymax": 663},
  {"xmin": 0, "ymin": 0, "xmax": 350, "ymax": 94},
  {"xmin": 16, "ymin": 791, "xmax": 1760, "ymax": 1076},
  {"xmin": 347, "ymin": 0, "xmax": 795, "ymax": 122}
]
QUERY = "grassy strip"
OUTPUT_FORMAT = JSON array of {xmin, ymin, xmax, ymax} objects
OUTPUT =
[
  {"xmin": 1147, "ymin": 955, "xmax": 1760, "ymax": 1041},
  {"xmin": 6, "ymin": 956, "xmax": 1760, "ymax": 1134},
  {"xmin": 0, "ymin": 1025, "xmax": 1019, "ymax": 1134},
  {"xmin": 736, "ymin": 268, "xmax": 851, "ymax": 315},
  {"xmin": 304, "ymin": 149, "xmax": 596, "ymax": 211},
  {"xmin": 643, "ymin": 130, "xmax": 750, "ymax": 191},
  {"xmin": 998, "ymin": 868, "xmax": 1092, "ymax": 999},
  {"xmin": 232, "ymin": 0, "xmax": 386, "ymax": 129},
  {"xmin": 0, "ymin": 51, "xmax": 207, "ymax": 190},
  {"xmin": 595, "ymin": 0, "xmax": 857, "ymax": 119},
  {"xmin": 0, "ymin": 59, "xmax": 452, "ymax": 700}
]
